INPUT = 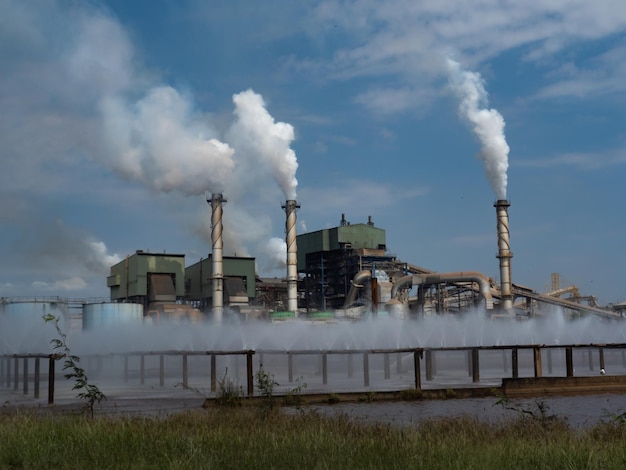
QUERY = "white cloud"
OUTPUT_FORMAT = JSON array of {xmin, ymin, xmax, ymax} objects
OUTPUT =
[
  {"xmin": 283, "ymin": 1, "xmax": 626, "ymax": 104},
  {"xmin": 354, "ymin": 87, "xmax": 436, "ymax": 115},
  {"xmin": 32, "ymin": 277, "xmax": 87, "ymax": 292},
  {"xmin": 299, "ymin": 179, "xmax": 429, "ymax": 217},
  {"xmin": 516, "ymin": 149, "xmax": 626, "ymax": 169}
]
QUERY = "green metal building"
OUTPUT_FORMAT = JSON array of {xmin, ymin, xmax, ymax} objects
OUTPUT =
[
  {"xmin": 108, "ymin": 251, "xmax": 186, "ymax": 309},
  {"xmin": 296, "ymin": 217, "xmax": 387, "ymax": 271},
  {"xmin": 185, "ymin": 255, "xmax": 256, "ymax": 310},
  {"xmin": 297, "ymin": 216, "xmax": 397, "ymax": 310}
]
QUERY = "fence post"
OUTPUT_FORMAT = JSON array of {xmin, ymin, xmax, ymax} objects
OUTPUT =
[
  {"xmin": 246, "ymin": 352, "xmax": 254, "ymax": 397},
  {"xmin": 288, "ymin": 353, "xmax": 293, "ymax": 383},
  {"xmin": 471, "ymin": 348, "xmax": 480, "ymax": 383},
  {"xmin": 566, "ymin": 347, "xmax": 574, "ymax": 377},
  {"xmin": 182, "ymin": 355, "xmax": 188, "ymax": 388},
  {"xmin": 512, "ymin": 348, "xmax": 519, "ymax": 378},
  {"xmin": 413, "ymin": 350, "xmax": 422, "ymax": 391},
  {"xmin": 533, "ymin": 346, "xmax": 543, "ymax": 377},
  {"xmin": 23, "ymin": 357, "xmax": 28, "ymax": 395},
  {"xmin": 34, "ymin": 358, "xmax": 40, "ymax": 399},
  {"xmin": 322, "ymin": 353, "xmax": 328, "ymax": 385},
  {"xmin": 599, "ymin": 348, "xmax": 605, "ymax": 371},
  {"xmin": 211, "ymin": 355, "xmax": 217, "ymax": 392},
  {"xmin": 425, "ymin": 350, "xmax": 433, "ymax": 381},
  {"xmin": 363, "ymin": 353, "xmax": 370, "ymax": 387},
  {"xmin": 48, "ymin": 356, "xmax": 55, "ymax": 405}
]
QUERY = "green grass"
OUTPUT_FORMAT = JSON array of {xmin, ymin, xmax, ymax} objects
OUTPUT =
[{"xmin": 1, "ymin": 408, "xmax": 626, "ymax": 469}]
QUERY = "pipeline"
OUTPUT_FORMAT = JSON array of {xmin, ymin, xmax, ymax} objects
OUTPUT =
[
  {"xmin": 391, "ymin": 272, "xmax": 494, "ymax": 310},
  {"xmin": 343, "ymin": 270, "xmax": 373, "ymax": 309}
]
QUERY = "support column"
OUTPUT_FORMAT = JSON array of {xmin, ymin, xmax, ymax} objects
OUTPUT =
[
  {"xmin": 413, "ymin": 350, "xmax": 422, "ymax": 391},
  {"xmin": 533, "ymin": 347, "xmax": 543, "ymax": 377},
  {"xmin": 471, "ymin": 348, "xmax": 480, "ymax": 383}
]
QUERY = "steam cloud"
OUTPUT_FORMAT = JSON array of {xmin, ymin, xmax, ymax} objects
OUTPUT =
[
  {"xmin": 447, "ymin": 59, "xmax": 509, "ymax": 200},
  {"xmin": 1, "ymin": 2, "xmax": 302, "ymax": 292},
  {"xmin": 100, "ymin": 87, "xmax": 235, "ymax": 196},
  {"xmin": 265, "ymin": 237, "xmax": 288, "ymax": 271},
  {"xmin": 229, "ymin": 90, "xmax": 299, "ymax": 200}
]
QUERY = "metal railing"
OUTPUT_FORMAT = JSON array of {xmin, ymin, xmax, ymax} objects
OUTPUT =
[{"xmin": 3, "ymin": 343, "xmax": 626, "ymax": 404}]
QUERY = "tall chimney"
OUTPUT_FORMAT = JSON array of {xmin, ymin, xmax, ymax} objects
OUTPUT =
[
  {"xmin": 282, "ymin": 200, "xmax": 300, "ymax": 314},
  {"xmin": 494, "ymin": 199, "xmax": 513, "ymax": 312},
  {"xmin": 209, "ymin": 193, "xmax": 226, "ymax": 321}
]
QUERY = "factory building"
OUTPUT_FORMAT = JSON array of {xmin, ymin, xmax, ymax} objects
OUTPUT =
[
  {"xmin": 107, "ymin": 250, "xmax": 256, "ymax": 320},
  {"xmin": 107, "ymin": 250, "xmax": 203, "ymax": 322},
  {"xmin": 297, "ymin": 215, "xmax": 402, "ymax": 310},
  {"xmin": 185, "ymin": 255, "xmax": 256, "ymax": 311},
  {"xmin": 108, "ymin": 251, "xmax": 187, "ymax": 308}
]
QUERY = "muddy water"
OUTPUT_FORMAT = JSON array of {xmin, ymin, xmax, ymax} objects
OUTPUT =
[{"xmin": 297, "ymin": 393, "xmax": 626, "ymax": 429}]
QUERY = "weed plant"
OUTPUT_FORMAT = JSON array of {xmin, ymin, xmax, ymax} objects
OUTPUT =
[
  {"xmin": 214, "ymin": 369, "xmax": 243, "ymax": 407},
  {"xmin": 1, "ymin": 407, "xmax": 626, "ymax": 469},
  {"xmin": 43, "ymin": 314, "xmax": 106, "ymax": 416}
]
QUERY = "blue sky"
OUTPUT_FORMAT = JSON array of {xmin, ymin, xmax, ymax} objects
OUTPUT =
[{"xmin": 1, "ymin": 0, "xmax": 625, "ymax": 305}]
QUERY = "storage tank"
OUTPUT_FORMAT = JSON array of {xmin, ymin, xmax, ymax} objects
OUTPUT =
[
  {"xmin": 82, "ymin": 302, "xmax": 144, "ymax": 330},
  {"xmin": 0, "ymin": 300, "xmax": 68, "ymax": 353}
]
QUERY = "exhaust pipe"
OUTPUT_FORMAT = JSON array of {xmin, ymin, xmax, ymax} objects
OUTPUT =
[
  {"xmin": 209, "ymin": 193, "xmax": 226, "ymax": 321},
  {"xmin": 495, "ymin": 199, "xmax": 513, "ymax": 312},
  {"xmin": 282, "ymin": 200, "xmax": 300, "ymax": 314}
]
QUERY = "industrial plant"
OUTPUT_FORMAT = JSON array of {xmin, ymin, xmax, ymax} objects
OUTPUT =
[
  {"xmin": 3, "ymin": 193, "xmax": 626, "ymax": 410},
  {"xmin": 3, "ymin": 194, "xmax": 621, "ymax": 333}
]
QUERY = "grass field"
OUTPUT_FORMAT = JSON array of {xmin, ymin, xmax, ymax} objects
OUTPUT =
[{"xmin": 1, "ymin": 402, "xmax": 626, "ymax": 469}]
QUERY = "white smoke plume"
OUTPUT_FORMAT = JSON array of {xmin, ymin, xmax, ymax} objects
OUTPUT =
[
  {"xmin": 265, "ymin": 237, "xmax": 288, "ymax": 271},
  {"xmin": 100, "ymin": 87, "xmax": 235, "ymax": 196},
  {"xmin": 228, "ymin": 89, "xmax": 298, "ymax": 200},
  {"xmin": 447, "ymin": 59, "xmax": 509, "ymax": 200}
]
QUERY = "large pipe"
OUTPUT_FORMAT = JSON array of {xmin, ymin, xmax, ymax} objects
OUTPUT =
[
  {"xmin": 495, "ymin": 199, "xmax": 513, "ymax": 311},
  {"xmin": 282, "ymin": 200, "xmax": 300, "ymax": 314},
  {"xmin": 209, "ymin": 193, "xmax": 226, "ymax": 321},
  {"xmin": 343, "ymin": 270, "xmax": 373, "ymax": 309},
  {"xmin": 390, "ymin": 272, "xmax": 494, "ymax": 310}
]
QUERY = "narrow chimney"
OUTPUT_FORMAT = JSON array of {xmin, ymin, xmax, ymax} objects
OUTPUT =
[
  {"xmin": 495, "ymin": 199, "xmax": 513, "ymax": 312},
  {"xmin": 209, "ymin": 193, "xmax": 226, "ymax": 321},
  {"xmin": 282, "ymin": 200, "xmax": 300, "ymax": 314}
]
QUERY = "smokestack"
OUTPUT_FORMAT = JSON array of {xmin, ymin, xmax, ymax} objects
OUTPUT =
[
  {"xmin": 209, "ymin": 193, "xmax": 226, "ymax": 321},
  {"xmin": 495, "ymin": 199, "xmax": 513, "ymax": 312},
  {"xmin": 282, "ymin": 200, "xmax": 300, "ymax": 314}
]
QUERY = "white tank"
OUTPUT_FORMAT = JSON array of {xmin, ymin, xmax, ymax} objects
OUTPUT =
[{"xmin": 82, "ymin": 303, "xmax": 144, "ymax": 330}]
